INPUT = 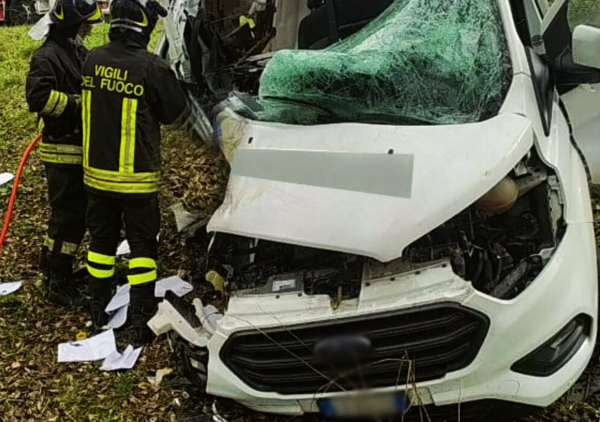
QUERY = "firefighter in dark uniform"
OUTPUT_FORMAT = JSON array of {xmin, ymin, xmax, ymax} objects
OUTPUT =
[
  {"xmin": 26, "ymin": 0, "xmax": 102, "ymax": 307},
  {"xmin": 82, "ymin": 0, "xmax": 204, "ymax": 343}
]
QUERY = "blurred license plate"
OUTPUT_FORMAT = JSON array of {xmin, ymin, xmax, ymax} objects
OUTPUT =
[{"xmin": 318, "ymin": 392, "xmax": 406, "ymax": 419}]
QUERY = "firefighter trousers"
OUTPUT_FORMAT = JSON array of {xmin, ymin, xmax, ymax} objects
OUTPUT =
[
  {"xmin": 42, "ymin": 165, "xmax": 87, "ymax": 274},
  {"xmin": 86, "ymin": 192, "xmax": 160, "ymax": 295}
]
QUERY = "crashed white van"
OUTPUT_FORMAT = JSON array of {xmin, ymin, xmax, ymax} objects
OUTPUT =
[{"xmin": 154, "ymin": 0, "xmax": 600, "ymax": 420}]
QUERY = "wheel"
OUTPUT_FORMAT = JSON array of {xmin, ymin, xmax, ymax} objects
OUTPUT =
[{"xmin": 6, "ymin": 0, "xmax": 33, "ymax": 26}]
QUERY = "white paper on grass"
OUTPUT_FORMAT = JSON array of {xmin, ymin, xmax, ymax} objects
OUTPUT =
[
  {"xmin": 116, "ymin": 234, "xmax": 160, "ymax": 256},
  {"xmin": 0, "ymin": 173, "xmax": 14, "ymax": 187},
  {"xmin": 116, "ymin": 240, "xmax": 131, "ymax": 256},
  {"xmin": 58, "ymin": 329, "xmax": 116, "ymax": 363},
  {"xmin": 155, "ymin": 276, "xmax": 193, "ymax": 298},
  {"xmin": 108, "ymin": 305, "xmax": 128, "ymax": 329},
  {"xmin": 105, "ymin": 284, "xmax": 131, "ymax": 313},
  {"xmin": 0, "ymin": 281, "xmax": 22, "ymax": 296},
  {"xmin": 103, "ymin": 275, "xmax": 192, "ymax": 325},
  {"xmin": 101, "ymin": 345, "xmax": 142, "ymax": 371}
]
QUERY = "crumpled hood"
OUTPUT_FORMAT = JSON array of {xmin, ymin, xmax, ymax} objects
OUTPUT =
[{"xmin": 208, "ymin": 112, "xmax": 533, "ymax": 262}]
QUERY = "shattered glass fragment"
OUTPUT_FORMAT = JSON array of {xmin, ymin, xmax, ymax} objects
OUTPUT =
[{"xmin": 240, "ymin": 0, "xmax": 512, "ymax": 126}]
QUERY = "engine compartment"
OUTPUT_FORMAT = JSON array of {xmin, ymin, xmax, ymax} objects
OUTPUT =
[{"xmin": 201, "ymin": 152, "xmax": 565, "ymax": 302}]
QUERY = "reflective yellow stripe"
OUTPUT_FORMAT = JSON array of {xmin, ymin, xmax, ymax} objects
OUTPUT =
[
  {"xmin": 129, "ymin": 257, "xmax": 157, "ymax": 270},
  {"xmin": 84, "ymin": 174, "xmax": 158, "ymax": 194},
  {"xmin": 88, "ymin": 251, "xmax": 116, "ymax": 266},
  {"xmin": 128, "ymin": 270, "xmax": 157, "ymax": 286},
  {"xmin": 40, "ymin": 142, "xmax": 82, "ymax": 155},
  {"xmin": 40, "ymin": 152, "xmax": 83, "ymax": 165},
  {"xmin": 41, "ymin": 91, "xmax": 59, "ymax": 115},
  {"xmin": 119, "ymin": 98, "xmax": 137, "ymax": 174},
  {"xmin": 240, "ymin": 15, "xmax": 256, "ymax": 29},
  {"xmin": 44, "ymin": 236, "xmax": 55, "ymax": 251},
  {"xmin": 86, "ymin": 6, "xmax": 102, "ymax": 21},
  {"xmin": 85, "ymin": 166, "xmax": 158, "ymax": 183},
  {"xmin": 83, "ymin": 92, "xmax": 155, "ymax": 194},
  {"xmin": 50, "ymin": 92, "xmax": 69, "ymax": 117},
  {"xmin": 82, "ymin": 90, "xmax": 91, "ymax": 168},
  {"xmin": 60, "ymin": 242, "xmax": 78, "ymax": 256},
  {"xmin": 87, "ymin": 265, "xmax": 115, "ymax": 279},
  {"xmin": 38, "ymin": 119, "xmax": 45, "ymax": 132}
]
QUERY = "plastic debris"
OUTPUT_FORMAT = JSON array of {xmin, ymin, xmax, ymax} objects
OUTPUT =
[
  {"xmin": 58, "ymin": 329, "xmax": 117, "ymax": 363},
  {"xmin": 0, "ymin": 281, "xmax": 22, "ymax": 296},
  {"xmin": 147, "ymin": 367, "xmax": 174, "ymax": 386},
  {"xmin": 239, "ymin": 0, "xmax": 511, "ymax": 126},
  {"xmin": 205, "ymin": 271, "xmax": 225, "ymax": 292},
  {"xmin": 194, "ymin": 299, "xmax": 223, "ymax": 335},
  {"xmin": 101, "ymin": 345, "xmax": 143, "ymax": 371},
  {"xmin": 75, "ymin": 331, "xmax": 87, "ymax": 341},
  {"xmin": 147, "ymin": 300, "xmax": 208, "ymax": 347}
]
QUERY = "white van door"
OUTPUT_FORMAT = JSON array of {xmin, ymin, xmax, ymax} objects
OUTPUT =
[
  {"xmin": 562, "ymin": 84, "xmax": 600, "ymax": 183},
  {"xmin": 560, "ymin": 0, "xmax": 600, "ymax": 183},
  {"xmin": 536, "ymin": 0, "xmax": 600, "ymax": 182}
]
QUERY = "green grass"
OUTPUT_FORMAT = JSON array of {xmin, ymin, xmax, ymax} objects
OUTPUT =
[
  {"xmin": 569, "ymin": 0, "xmax": 600, "ymax": 28},
  {"xmin": 113, "ymin": 373, "xmax": 137, "ymax": 397}
]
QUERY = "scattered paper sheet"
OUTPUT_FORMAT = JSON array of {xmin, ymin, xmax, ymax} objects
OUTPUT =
[
  {"xmin": 0, "ymin": 173, "xmax": 14, "ymax": 187},
  {"xmin": 58, "ymin": 329, "xmax": 116, "ymax": 363},
  {"xmin": 155, "ymin": 276, "xmax": 193, "ymax": 298},
  {"xmin": 101, "ymin": 345, "xmax": 142, "ymax": 371},
  {"xmin": 116, "ymin": 240, "xmax": 131, "ymax": 256},
  {"xmin": 116, "ymin": 234, "xmax": 160, "ymax": 256},
  {"xmin": 0, "ymin": 281, "xmax": 22, "ymax": 296},
  {"xmin": 108, "ymin": 304, "xmax": 128, "ymax": 329},
  {"xmin": 105, "ymin": 284, "xmax": 131, "ymax": 313}
]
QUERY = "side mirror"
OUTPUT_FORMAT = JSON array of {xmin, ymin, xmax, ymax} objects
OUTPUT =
[{"xmin": 573, "ymin": 25, "xmax": 600, "ymax": 70}]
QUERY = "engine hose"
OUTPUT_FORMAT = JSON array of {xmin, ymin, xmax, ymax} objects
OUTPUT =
[{"xmin": 0, "ymin": 133, "xmax": 42, "ymax": 254}]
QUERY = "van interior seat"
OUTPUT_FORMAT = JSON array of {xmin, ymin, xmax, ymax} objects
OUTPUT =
[{"xmin": 298, "ymin": 0, "xmax": 394, "ymax": 50}]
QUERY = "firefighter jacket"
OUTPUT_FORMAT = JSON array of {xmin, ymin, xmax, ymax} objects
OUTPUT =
[
  {"xmin": 81, "ymin": 38, "xmax": 189, "ymax": 196},
  {"xmin": 26, "ymin": 33, "xmax": 88, "ymax": 167}
]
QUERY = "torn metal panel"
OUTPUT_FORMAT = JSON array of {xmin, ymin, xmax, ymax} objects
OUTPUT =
[{"xmin": 208, "ymin": 113, "xmax": 533, "ymax": 262}]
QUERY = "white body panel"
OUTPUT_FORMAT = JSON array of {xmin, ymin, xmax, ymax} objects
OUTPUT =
[
  {"xmin": 209, "ymin": 114, "xmax": 533, "ymax": 262},
  {"xmin": 562, "ymin": 84, "xmax": 600, "ymax": 184}
]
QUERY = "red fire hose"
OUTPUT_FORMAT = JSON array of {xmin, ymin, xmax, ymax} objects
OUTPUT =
[{"xmin": 0, "ymin": 133, "xmax": 42, "ymax": 254}]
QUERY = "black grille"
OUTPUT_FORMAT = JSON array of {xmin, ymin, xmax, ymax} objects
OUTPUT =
[
  {"xmin": 403, "ymin": 399, "xmax": 539, "ymax": 422},
  {"xmin": 220, "ymin": 303, "xmax": 489, "ymax": 394}
]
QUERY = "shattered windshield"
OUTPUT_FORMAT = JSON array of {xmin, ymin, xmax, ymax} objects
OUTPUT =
[{"xmin": 230, "ymin": 0, "xmax": 512, "ymax": 126}]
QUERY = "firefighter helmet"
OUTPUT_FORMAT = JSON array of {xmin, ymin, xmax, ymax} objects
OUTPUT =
[
  {"xmin": 109, "ymin": 0, "xmax": 167, "ymax": 37},
  {"xmin": 50, "ymin": 0, "xmax": 103, "ymax": 26}
]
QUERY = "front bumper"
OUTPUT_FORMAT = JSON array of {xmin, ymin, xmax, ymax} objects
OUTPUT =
[{"xmin": 195, "ymin": 222, "xmax": 597, "ymax": 416}]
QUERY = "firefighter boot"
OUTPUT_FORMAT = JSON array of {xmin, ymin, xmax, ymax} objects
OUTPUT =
[
  {"xmin": 89, "ymin": 277, "xmax": 113, "ymax": 329},
  {"xmin": 120, "ymin": 283, "xmax": 157, "ymax": 346},
  {"xmin": 47, "ymin": 255, "xmax": 90, "ymax": 307}
]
